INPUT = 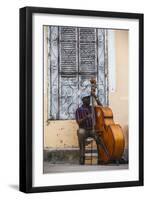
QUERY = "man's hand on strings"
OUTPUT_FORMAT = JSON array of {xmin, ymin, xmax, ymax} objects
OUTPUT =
[{"xmin": 86, "ymin": 113, "xmax": 92, "ymax": 119}]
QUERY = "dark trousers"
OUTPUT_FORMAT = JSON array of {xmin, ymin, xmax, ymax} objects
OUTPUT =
[{"xmin": 77, "ymin": 128, "xmax": 100, "ymax": 165}]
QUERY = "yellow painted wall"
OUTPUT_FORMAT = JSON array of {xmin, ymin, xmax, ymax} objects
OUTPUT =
[
  {"xmin": 44, "ymin": 28, "xmax": 129, "ymax": 149},
  {"xmin": 109, "ymin": 30, "xmax": 129, "ymax": 148}
]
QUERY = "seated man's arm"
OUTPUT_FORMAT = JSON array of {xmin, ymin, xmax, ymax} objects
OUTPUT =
[
  {"xmin": 95, "ymin": 97, "xmax": 103, "ymax": 106},
  {"xmin": 91, "ymin": 91, "xmax": 103, "ymax": 106},
  {"xmin": 75, "ymin": 109, "xmax": 91, "ymax": 125}
]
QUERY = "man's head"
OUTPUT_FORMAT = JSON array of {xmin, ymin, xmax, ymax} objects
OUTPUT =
[
  {"xmin": 82, "ymin": 96, "xmax": 90, "ymax": 106},
  {"xmin": 81, "ymin": 91, "xmax": 90, "ymax": 106}
]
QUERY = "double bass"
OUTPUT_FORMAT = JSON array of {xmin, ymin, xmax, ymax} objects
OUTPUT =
[{"xmin": 90, "ymin": 78, "xmax": 125, "ymax": 163}]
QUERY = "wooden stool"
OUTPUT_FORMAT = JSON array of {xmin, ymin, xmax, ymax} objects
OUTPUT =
[{"xmin": 85, "ymin": 137, "xmax": 97, "ymax": 165}]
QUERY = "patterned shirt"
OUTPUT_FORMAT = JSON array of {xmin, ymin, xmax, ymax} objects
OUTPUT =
[{"xmin": 75, "ymin": 105, "xmax": 93, "ymax": 129}]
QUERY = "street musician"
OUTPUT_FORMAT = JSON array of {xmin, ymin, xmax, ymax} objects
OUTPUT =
[{"xmin": 75, "ymin": 90, "xmax": 102, "ymax": 165}]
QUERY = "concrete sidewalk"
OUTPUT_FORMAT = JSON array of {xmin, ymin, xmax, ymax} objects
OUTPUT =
[{"xmin": 43, "ymin": 162, "xmax": 128, "ymax": 174}]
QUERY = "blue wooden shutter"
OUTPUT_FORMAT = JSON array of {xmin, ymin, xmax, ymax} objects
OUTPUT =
[{"xmin": 47, "ymin": 26, "xmax": 108, "ymax": 120}]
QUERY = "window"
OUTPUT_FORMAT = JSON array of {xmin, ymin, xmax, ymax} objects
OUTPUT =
[{"xmin": 46, "ymin": 26, "xmax": 108, "ymax": 120}]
